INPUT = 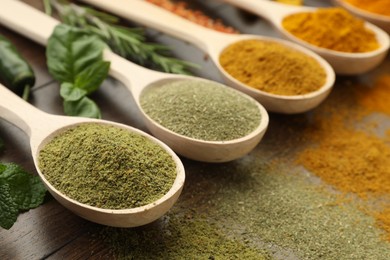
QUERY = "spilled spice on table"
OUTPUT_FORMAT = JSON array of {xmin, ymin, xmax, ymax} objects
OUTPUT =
[
  {"xmin": 356, "ymin": 74, "xmax": 390, "ymax": 115},
  {"xmin": 375, "ymin": 208, "xmax": 390, "ymax": 241},
  {"xmin": 296, "ymin": 123, "xmax": 390, "ymax": 198},
  {"xmin": 99, "ymin": 214, "xmax": 271, "ymax": 259},
  {"xmin": 95, "ymin": 157, "xmax": 390, "ymax": 259},
  {"xmin": 295, "ymin": 75, "xmax": 390, "ymax": 241},
  {"xmin": 94, "ymin": 75, "xmax": 390, "ymax": 258},
  {"xmin": 208, "ymin": 160, "xmax": 390, "ymax": 259},
  {"xmin": 146, "ymin": 0, "xmax": 238, "ymax": 33}
]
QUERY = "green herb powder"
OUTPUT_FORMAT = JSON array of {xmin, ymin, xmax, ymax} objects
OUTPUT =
[
  {"xmin": 38, "ymin": 123, "xmax": 177, "ymax": 210},
  {"xmin": 140, "ymin": 79, "xmax": 262, "ymax": 141}
]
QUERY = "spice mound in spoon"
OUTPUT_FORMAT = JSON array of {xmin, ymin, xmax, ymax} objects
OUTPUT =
[
  {"xmin": 38, "ymin": 123, "xmax": 177, "ymax": 210},
  {"xmin": 282, "ymin": 7, "xmax": 380, "ymax": 53},
  {"xmin": 140, "ymin": 79, "xmax": 262, "ymax": 141},
  {"xmin": 219, "ymin": 39, "xmax": 327, "ymax": 96}
]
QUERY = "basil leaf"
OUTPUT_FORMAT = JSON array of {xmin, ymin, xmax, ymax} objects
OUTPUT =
[
  {"xmin": 46, "ymin": 24, "xmax": 109, "ymax": 119},
  {"xmin": 60, "ymin": 82, "xmax": 87, "ymax": 101},
  {"xmin": 46, "ymin": 24, "xmax": 106, "ymax": 83},
  {"xmin": 64, "ymin": 97, "xmax": 101, "ymax": 119},
  {"xmin": 74, "ymin": 60, "xmax": 110, "ymax": 94}
]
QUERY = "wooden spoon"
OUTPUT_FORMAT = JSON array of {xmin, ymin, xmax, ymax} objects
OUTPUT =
[
  {"xmin": 220, "ymin": 0, "xmax": 390, "ymax": 75},
  {"xmin": 79, "ymin": 0, "xmax": 335, "ymax": 114},
  {"xmin": 333, "ymin": 0, "xmax": 390, "ymax": 34},
  {"xmin": 0, "ymin": 83, "xmax": 185, "ymax": 227},
  {"xmin": 0, "ymin": 0, "xmax": 269, "ymax": 163}
]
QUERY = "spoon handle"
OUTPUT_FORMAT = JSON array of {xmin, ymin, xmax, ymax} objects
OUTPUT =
[
  {"xmin": 221, "ymin": 0, "xmax": 312, "ymax": 26},
  {"xmin": 0, "ymin": 84, "xmax": 54, "ymax": 137},
  {"xmin": 79, "ymin": 0, "xmax": 233, "ymax": 54},
  {"xmin": 0, "ymin": 0, "xmax": 57, "ymax": 46},
  {"xmin": 0, "ymin": 0, "xmax": 173, "ymax": 101}
]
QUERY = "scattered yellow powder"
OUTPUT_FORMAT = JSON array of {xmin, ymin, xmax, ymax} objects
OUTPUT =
[
  {"xmin": 356, "ymin": 75, "xmax": 390, "ymax": 115},
  {"xmin": 297, "ymin": 125, "xmax": 390, "ymax": 198},
  {"xmin": 375, "ymin": 208, "xmax": 390, "ymax": 242},
  {"xmin": 295, "ymin": 77, "xmax": 390, "ymax": 240}
]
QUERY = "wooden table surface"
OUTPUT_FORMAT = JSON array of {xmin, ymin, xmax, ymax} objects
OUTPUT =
[{"xmin": 1, "ymin": 0, "xmax": 389, "ymax": 259}]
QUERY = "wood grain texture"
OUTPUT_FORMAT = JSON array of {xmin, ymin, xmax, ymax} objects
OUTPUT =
[{"xmin": 1, "ymin": 0, "xmax": 389, "ymax": 259}]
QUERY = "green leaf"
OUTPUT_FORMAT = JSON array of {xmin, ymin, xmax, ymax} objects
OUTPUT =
[
  {"xmin": 0, "ymin": 163, "xmax": 47, "ymax": 229},
  {"xmin": 60, "ymin": 82, "xmax": 87, "ymax": 101},
  {"xmin": 46, "ymin": 24, "xmax": 106, "ymax": 83},
  {"xmin": 64, "ymin": 96, "xmax": 101, "ymax": 119},
  {"xmin": 0, "ymin": 163, "xmax": 46, "ymax": 210},
  {"xmin": 74, "ymin": 60, "xmax": 110, "ymax": 94},
  {"xmin": 0, "ymin": 180, "xmax": 18, "ymax": 229},
  {"xmin": 28, "ymin": 176, "xmax": 48, "ymax": 208}
]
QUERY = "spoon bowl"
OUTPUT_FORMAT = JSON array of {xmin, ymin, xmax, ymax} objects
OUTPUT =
[
  {"xmin": 333, "ymin": 0, "xmax": 390, "ymax": 34},
  {"xmin": 220, "ymin": 0, "xmax": 390, "ymax": 75},
  {"xmin": 80, "ymin": 0, "xmax": 336, "ymax": 114},
  {"xmin": 0, "ymin": 0, "xmax": 269, "ymax": 163},
  {"xmin": 0, "ymin": 84, "xmax": 185, "ymax": 227}
]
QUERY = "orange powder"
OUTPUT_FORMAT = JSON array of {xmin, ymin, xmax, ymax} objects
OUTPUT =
[
  {"xmin": 375, "ymin": 208, "xmax": 390, "ymax": 241},
  {"xmin": 295, "ymin": 77, "xmax": 390, "ymax": 241},
  {"xmin": 346, "ymin": 0, "xmax": 390, "ymax": 17},
  {"xmin": 356, "ymin": 75, "xmax": 390, "ymax": 115},
  {"xmin": 296, "ymin": 124, "xmax": 390, "ymax": 198}
]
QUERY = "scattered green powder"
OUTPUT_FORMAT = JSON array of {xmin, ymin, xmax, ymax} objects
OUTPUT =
[
  {"xmin": 85, "ymin": 76, "xmax": 389, "ymax": 258},
  {"xmin": 38, "ymin": 123, "xmax": 177, "ymax": 209},
  {"xmin": 95, "ymin": 157, "xmax": 390, "ymax": 259},
  {"xmin": 186, "ymin": 159, "xmax": 390, "ymax": 259},
  {"xmin": 293, "ymin": 77, "xmax": 390, "ymax": 241},
  {"xmin": 140, "ymin": 79, "xmax": 262, "ymax": 141},
  {"xmin": 99, "ymin": 214, "xmax": 271, "ymax": 260}
]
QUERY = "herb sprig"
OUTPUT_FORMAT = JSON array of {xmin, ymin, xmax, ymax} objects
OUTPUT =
[{"xmin": 43, "ymin": 0, "xmax": 198, "ymax": 75}]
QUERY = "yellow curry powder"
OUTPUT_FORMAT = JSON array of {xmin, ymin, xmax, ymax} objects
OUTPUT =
[
  {"xmin": 219, "ymin": 39, "xmax": 326, "ymax": 95},
  {"xmin": 375, "ymin": 208, "xmax": 390, "ymax": 241},
  {"xmin": 345, "ymin": 0, "xmax": 390, "ymax": 17},
  {"xmin": 356, "ymin": 75, "xmax": 390, "ymax": 115},
  {"xmin": 296, "ymin": 75, "xmax": 390, "ymax": 241},
  {"xmin": 282, "ymin": 8, "xmax": 380, "ymax": 53},
  {"xmin": 297, "ymin": 123, "xmax": 390, "ymax": 198}
]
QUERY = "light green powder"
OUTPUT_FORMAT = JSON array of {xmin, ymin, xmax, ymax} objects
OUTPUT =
[
  {"xmin": 140, "ymin": 79, "xmax": 262, "ymax": 141},
  {"xmin": 38, "ymin": 123, "xmax": 177, "ymax": 210}
]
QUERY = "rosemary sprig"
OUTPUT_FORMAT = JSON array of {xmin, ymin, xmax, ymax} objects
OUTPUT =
[{"xmin": 43, "ymin": 0, "xmax": 198, "ymax": 75}]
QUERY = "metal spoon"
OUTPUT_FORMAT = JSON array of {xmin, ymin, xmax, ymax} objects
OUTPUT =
[
  {"xmin": 0, "ymin": 0, "xmax": 269, "ymax": 163},
  {"xmin": 220, "ymin": 0, "xmax": 390, "ymax": 75},
  {"xmin": 79, "ymin": 0, "xmax": 335, "ymax": 114},
  {"xmin": 0, "ymin": 83, "xmax": 185, "ymax": 227},
  {"xmin": 333, "ymin": 0, "xmax": 390, "ymax": 34}
]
